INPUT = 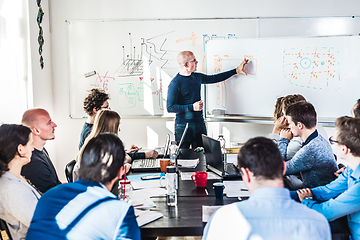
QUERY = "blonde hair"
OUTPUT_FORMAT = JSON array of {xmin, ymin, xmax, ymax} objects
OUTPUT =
[
  {"xmin": 273, "ymin": 97, "xmax": 284, "ymax": 121},
  {"xmin": 76, "ymin": 109, "xmax": 121, "ymax": 162}
]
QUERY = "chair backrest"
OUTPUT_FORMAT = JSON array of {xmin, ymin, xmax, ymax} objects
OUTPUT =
[
  {"xmin": 65, "ymin": 160, "xmax": 76, "ymax": 183},
  {"xmin": 0, "ymin": 218, "xmax": 12, "ymax": 240}
]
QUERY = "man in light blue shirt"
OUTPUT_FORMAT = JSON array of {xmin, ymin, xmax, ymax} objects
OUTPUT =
[
  {"xmin": 203, "ymin": 137, "xmax": 331, "ymax": 240},
  {"xmin": 297, "ymin": 116, "xmax": 360, "ymax": 240}
]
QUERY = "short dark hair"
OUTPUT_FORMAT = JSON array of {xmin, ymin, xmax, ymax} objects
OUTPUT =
[
  {"xmin": 79, "ymin": 133, "xmax": 125, "ymax": 184},
  {"xmin": 83, "ymin": 88, "xmax": 110, "ymax": 116},
  {"xmin": 285, "ymin": 101, "xmax": 317, "ymax": 129},
  {"xmin": 237, "ymin": 137, "xmax": 284, "ymax": 180},
  {"xmin": 353, "ymin": 99, "xmax": 360, "ymax": 118},
  {"xmin": 0, "ymin": 124, "xmax": 32, "ymax": 176},
  {"xmin": 335, "ymin": 116, "xmax": 360, "ymax": 157}
]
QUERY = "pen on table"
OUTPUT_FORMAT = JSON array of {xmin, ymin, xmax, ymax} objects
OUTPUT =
[
  {"xmin": 240, "ymin": 188, "xmax": 248, "ymax": 191},
  {"xmin": 132, "ymin": 203, "xmax": 144, "ymax": 207},
  {"xmin": 204, "ymin": 189, "xmax": 209, "ymax": 195}
]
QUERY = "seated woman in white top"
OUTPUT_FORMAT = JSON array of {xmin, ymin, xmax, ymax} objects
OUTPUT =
[{"xmin": 0, "ymin": 124, "xmax": 41, "ymax": 240}]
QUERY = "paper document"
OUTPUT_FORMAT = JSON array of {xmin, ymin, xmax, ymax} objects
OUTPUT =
[
  {"xmin": 132, "ymin": 188, "xmax": 167, "ymax": 198},
  {"xmin": 177, "ymin": 158, "xmax": 200, "ymax": 168},
  {"xmin": 127, "ymin": 173, "xmax": 165, "ymax": 190},
  {"xmin": 134, "ymin": 209, "xmax": 163, "ymax": 227},
  {"xmin": 223, "ymin": 180, "xmax": 250, "ymax": 198},
  {"xmin": 202, "ymin": 205, "xmax": 229, "ymax": 222},
  {"xmin": 130, "ymin": 197, "xmax": 155, "ymax": 209}
]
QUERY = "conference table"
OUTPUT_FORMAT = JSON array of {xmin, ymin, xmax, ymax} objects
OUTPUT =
[{"xmin": 117, "ymin": 149, "xmax": 241, "ymax": 239}]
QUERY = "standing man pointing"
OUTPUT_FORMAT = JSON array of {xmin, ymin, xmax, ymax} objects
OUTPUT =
[{"xmin": 167, "ymin": 51, "xmax": 248, "ymax": 148}]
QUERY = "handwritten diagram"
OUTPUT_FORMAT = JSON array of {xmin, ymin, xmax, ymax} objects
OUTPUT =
[
  {"xmin": 283, "ymin": 47, "xmax": 341, "ymax": 90},
  {"xmin": 90, "ymin": 71, "xmax": 115, "ymax": 91},
  {"xmin": 116, "ymin": 77, "xmax": 163, "ymax": 110},
  {"xmin": 213, "ymin": 55, "xmax": 253, "ymax": 108},
  {"xmin": 175, "ymin": 31, "xmax": 198, "ymax": 46},
  {"xmin": 117, "ymin": 83, "xmax": 140, "ymax": 108},
  {"xmin": 114, "ymin": 33, "xmax": 171, "ymax": 77}
]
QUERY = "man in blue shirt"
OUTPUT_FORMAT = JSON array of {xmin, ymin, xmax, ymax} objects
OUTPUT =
[
  {"xmin": 279, "ymin": 101, "xmax": 338, "ymax": 188},
  {"xmin": 203, "ymin": 137, "xmax": 331, "ymax": 240},
  {"xmin": 167, "ymin": 51, "xmax": 248, "ymax": 148},
  {"xmin": 26, "ymin": 133, "xmax": 141, "ymax": 240},
  {"xmin": 297, "ymin": 116, "xmax": 360, "ymax": 240}
]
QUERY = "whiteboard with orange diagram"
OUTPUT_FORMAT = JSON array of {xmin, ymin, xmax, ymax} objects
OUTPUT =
[{"xmin": 205, "ymin": 36, "xmax": 360, "ymax": 121}]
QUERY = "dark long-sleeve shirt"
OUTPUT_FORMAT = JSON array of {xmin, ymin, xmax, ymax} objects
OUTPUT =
[
  {"xmin": 21, "ymin": 148, "xmax": 61, "ymax": 193},
  {"xmin": 167, "ymin": 69, "xmax": 237, "ymax": 124}
]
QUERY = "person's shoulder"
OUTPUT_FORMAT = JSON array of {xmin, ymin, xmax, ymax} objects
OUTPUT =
[
  {"xmin": 30, "ymin": 148, "xmax": 43, "ymax": 159},
  {"xmin": 291, "ymin": 200, "xmax": 327, "ymax": 221},
  {"xmin": 308, "ymin": 135, "xmax": 334, "ymax": 153},
  {"xmin": 0, "ymin": 173, "xmax": 18, "ymax": 192},
  {"xmin": 0, "ymin": 174, "xmax": 37, "ymax": 199},
  {"xmin": 212, "ymin": 202, "xmax": 242, "ymax": 218}
]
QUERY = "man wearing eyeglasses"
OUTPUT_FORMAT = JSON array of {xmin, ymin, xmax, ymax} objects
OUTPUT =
[
  {"xmin": 167, "ymin": 51, "xmax": 248, "ymax": 148},
  {"xmin": 296, "ymin": 116, "xmax": 360, "ymax": 240},
  {"xmin": 278, "ymin": 101, "xmax": 338, "ymax": 188}
]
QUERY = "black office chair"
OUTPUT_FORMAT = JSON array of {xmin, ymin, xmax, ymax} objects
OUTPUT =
[
  {"xmin": 0, "ymin": 218, "xmax": 12, "ymax": 240},
  {"xmin": 65, "ymin": 160, "xmax": 76, "ymax": 183}
]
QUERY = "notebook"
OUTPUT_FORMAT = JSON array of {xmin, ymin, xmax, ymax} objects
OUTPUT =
[
  {"xmin": 202, "ymin": 134, "xmax": 242, "ymax": 180},
  {"xmin": 131, "ymin": 134, "xmax": 170, "ymax": 172}
]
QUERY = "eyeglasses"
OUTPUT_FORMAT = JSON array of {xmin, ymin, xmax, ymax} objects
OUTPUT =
[
  {"xmin": 187, "ymin": 59, "xmax": 197, "ymax": 63},
  {"xmin": 329, "ymin": 136, "xmax": 339, "ymax": 145}
]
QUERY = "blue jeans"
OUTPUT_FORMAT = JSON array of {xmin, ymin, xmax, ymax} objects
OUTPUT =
[{"xmin": 175, "ymin": 122, "xmax": 207, "ymax": 149}]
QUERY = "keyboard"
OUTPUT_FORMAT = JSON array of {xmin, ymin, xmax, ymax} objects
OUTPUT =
[
  {"xmin": 225, "ymin": 163, "xmax": 241, "ymax": 175},
  {"xmin": 131, "ymin": 159, "xmax": 160, "ymax": 172}
]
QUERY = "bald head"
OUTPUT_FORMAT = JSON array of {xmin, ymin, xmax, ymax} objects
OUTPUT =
[
  {"xmin": 177, "ymin": 51, "xmax": 194, "ymax": 66},
  {"xmin": 22, "ymin": 108, "xmax": 49, "ymax": 128},
  {"xmin": 21, "ymin": 108, "xmax": 57, "ymax": 149}
]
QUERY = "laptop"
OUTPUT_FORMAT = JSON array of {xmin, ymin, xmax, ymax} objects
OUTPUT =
[
  {"xmin": 173, "ymin": 123, "xmax": 189, "ymax": 167},
  {"xmin": 131, "ymin": 134, "xmax": 171, "ymax": 172},
  {"xmin": 202, "ymin": 134, "xmax": 242, "ymax": 180}
]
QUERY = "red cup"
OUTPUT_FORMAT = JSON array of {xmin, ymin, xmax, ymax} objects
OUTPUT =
[{"xmin": 191, "ymin": 171, "xmax": 208, "ymax": 187}]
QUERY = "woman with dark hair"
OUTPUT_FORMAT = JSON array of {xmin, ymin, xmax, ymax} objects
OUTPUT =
[{"xmin": 0, "ymin": 124, "xmax": 41, "ymax": 240}]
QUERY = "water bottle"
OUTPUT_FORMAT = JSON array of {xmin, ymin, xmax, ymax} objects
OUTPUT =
[
  {"xmin": 169, "ymin": 141, "xmax": 179, "ymax": 166},
  {"xmin": 217, "ymin": 135, "xmax": 227, "ymax": 168},
  {"xmin": 166, "ymin": 165, "xmax": 177, "ymax": 206}
]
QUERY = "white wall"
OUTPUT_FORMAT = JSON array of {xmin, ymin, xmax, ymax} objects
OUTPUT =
[{"xmin": 28, "ymin": 0, "xmax": 360, "ymax": 181}]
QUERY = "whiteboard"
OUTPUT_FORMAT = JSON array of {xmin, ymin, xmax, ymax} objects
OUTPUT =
[
  {"xmin": 66, "ymin": 19, "xmax": 257, "ymax": 118},
  {"xmin": 205, "ymin": 36, "xmax": 360, "ymax": 120}
]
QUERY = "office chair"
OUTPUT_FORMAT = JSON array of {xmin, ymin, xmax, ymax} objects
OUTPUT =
[
  {"xmin": 65, "ymin": 159, "xmax": 76, "ymax": 183},
  {"xmin": 0, "ymin": 218, "xmax": 12, "ymax": 240}
]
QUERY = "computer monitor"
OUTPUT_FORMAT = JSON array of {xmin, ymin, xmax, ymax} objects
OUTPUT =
[{"xmin": 202, "ymin": 134, "xmax": 223, "ymax": 176}]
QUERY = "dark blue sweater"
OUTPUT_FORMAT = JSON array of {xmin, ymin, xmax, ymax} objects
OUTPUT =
[{"xmin": 167, "ymin": 69, "xmax": 237, "ymax": 123}]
